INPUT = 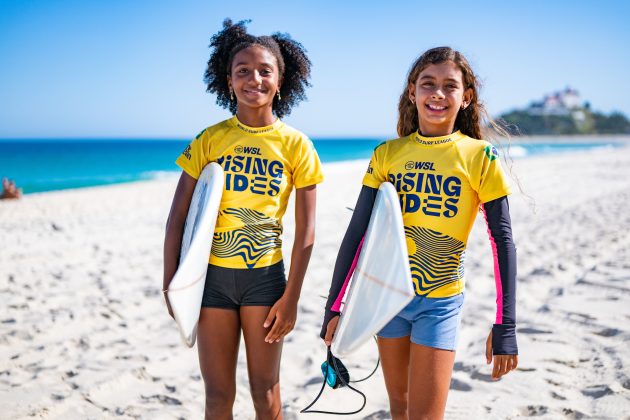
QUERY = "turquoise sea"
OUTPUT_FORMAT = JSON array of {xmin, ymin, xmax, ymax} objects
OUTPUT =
[{"xmin": 0, "ymin": 138, "xmax": 623, "ymax": 194}]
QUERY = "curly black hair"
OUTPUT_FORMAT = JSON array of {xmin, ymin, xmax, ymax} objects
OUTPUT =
[{"xmin": 204, "ymin": 19, "xmax": 311, "ymax": 119}]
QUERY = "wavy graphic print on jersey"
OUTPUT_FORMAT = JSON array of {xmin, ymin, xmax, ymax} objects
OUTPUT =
[
  {"xmin": 212, "ymin": 208, "xmax": 283, "ymax": 268},
  {"xmin": 405, "ymin": 226, "xmax": 465, "ymax": 295}
]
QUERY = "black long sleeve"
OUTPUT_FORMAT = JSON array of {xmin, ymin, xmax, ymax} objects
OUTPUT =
[
  {"xmin": 482, "ymin": 196, "xmax": 518, "ymax": 355},
  {"xmin": 320, "ymin": 186, "xmax": 378, "ymax": 339}
]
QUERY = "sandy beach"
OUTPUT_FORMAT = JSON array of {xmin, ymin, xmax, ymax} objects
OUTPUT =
[{"xmin": 1, "ymin": 145, "xmax": 630, "ymax": 419}]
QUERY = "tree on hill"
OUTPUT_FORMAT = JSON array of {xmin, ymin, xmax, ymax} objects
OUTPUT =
[
  {"xmin": 498, "ymin": 88, "xmax": 630, "ymax": 135},
  {"xmin": 592, "ymin": 112, "xmax": 630, "ymax": 134}
]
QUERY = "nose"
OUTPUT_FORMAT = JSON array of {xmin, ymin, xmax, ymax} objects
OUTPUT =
[
  {"xmin": 250, "ymin": 70, "xmax": 262, "ymax": 84},
  {"xmin": 431, "ymin": 88, "xmax": 445, "ymax": 99}
]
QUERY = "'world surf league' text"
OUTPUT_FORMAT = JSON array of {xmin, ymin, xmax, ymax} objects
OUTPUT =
[
  {"xmin": 216, "ymin": 152, "xmax": 283, "ymax": 196},
  {"xmin": 371, "ymin": 160, "xmax": 461, "ymax": 218}
]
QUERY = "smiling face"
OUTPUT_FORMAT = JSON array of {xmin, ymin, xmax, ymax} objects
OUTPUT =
[
  {"xmin": 409, "ymin": 61, "xmax": 472, "ymax": 137},
  {"xmin": 227, "ymin": 45, "xmax": 282, "ymax": 117}
]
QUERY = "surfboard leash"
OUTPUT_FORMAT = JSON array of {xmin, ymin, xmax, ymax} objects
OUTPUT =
[{"xmin": 300, "ymin": 339, "xmax": 380, "ymax": 415}]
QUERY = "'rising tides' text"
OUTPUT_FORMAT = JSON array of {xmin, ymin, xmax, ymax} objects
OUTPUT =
[
  {"xmin": 217, "ymin": 154, "xmax": 283, "ymax": 196},
  {"xmin": 389, "ymin": 172, "xmax": 462, "ymax": 217}
]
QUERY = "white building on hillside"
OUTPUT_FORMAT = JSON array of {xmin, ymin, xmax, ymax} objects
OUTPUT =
[{"xmin": 528, "ymin": 87, "xmax": 581, "ymax": 116}]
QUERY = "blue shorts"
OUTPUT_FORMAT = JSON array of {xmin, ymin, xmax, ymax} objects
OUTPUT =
[{"xmin": 377, "ymin": 293, "xmax": 464, "ymax": 351}]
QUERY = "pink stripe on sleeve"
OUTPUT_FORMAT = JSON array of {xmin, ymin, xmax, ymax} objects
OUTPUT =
[
  {"xmin": 482, "ymin": 207, "xmax": 504, "ymax": 325},
  {"xmin": 331, "ymin": 237, "xmax": 365, "ymax": 312}
]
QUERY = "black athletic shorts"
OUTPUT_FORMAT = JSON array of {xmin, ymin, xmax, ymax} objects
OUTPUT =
[{"xmin": 201, "ymin": 260, "xmax": 287, "ymax": 309}]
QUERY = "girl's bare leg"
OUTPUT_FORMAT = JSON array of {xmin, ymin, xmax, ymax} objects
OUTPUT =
[
  {"xmin": 407, "ymin": 343, "xmax": 456, "ymax": 420},
  {"xmin": 197, "ymin": 308, "xmax": 241, "ymax": 420},
  {"xmin": 241, "ymin": 306, "xmax": 284, "ymax": 420},
  {"xmin": 378, "ymin": 336, "xmax": 411, "ymax": 420}
]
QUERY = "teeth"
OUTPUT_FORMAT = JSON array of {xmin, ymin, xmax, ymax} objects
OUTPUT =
[{"xmin": 428, "ymin": 104, "xmax": 446, "ymax": 110}]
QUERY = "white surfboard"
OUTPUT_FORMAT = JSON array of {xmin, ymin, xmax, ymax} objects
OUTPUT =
[
  {"xmin": 331, "ymin": 182, "xmax": 414, "ymax": 357},
  {"xmin": 167, "ymin": 163, "xmax": 224, "ymax": 347}
]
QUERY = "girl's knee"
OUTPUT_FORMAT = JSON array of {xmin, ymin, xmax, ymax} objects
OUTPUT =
[
  {"xmin": 204, "ymin": 383, "xmax": 236, "ymax": 411},
  {"xmin": 249, "ymin": 378, "xmax": 280, "ymax": 409}
]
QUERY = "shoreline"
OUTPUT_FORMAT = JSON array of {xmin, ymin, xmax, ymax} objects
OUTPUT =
[
  {"xmin": 7, "ymin": 140, "xmax": 630, "ymax": 197},
  {"xmin": 510, "ymin": 134, "xmax": 630, "ymax": 143},
  {"xmin": 10, "ymin": 160, "xmax": 369, "ymax": 198}
]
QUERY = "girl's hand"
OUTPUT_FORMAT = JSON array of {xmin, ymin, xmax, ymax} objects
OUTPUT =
[
  {"xmin": 263, "ymin": 296, "xmax": 298, "ymax": 343},
  {"xmin": 486, "ymin": 330, "xmax": 518, "ymax": 380},
  {"xmin": 164, "ymin": 292, "xmax": 175, "ymax": 319},
  {"xmin": 323, "ymin": 315, "xmax": 340, "ymax": 346}
]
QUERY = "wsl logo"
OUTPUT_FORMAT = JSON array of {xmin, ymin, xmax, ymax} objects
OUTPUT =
[
  {"xmin": 405, "ymin": 161, "xmax": 436, "ymax": 171},
  {"xmin": 234, "ymin": 145, "xmax": 263, "ymax": 156}
]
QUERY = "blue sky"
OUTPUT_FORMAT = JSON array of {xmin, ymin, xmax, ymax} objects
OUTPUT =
[{"xmin": 1, "ymin": 0, "xmax": 628, "ymax": 138}]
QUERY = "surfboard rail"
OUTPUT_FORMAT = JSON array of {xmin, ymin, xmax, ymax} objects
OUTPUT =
[
  {"xmin": 331, "ymin": 182, "xmax": 414, "ymax": 357},
  {"xmin": 166, "ymin": 163, "xmax": 224, "ymax": 347}
]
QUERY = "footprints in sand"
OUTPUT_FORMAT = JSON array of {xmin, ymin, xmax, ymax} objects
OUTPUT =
[
  {"xmin": 518, "ymin": 405, "xmax": 548, "ymax": 416},
  {"xmin": 449, "ymin": 378, "xmax": 473, "ymax": 391},
  {"xmin": 581, "ymin": 384, "xmax": 614, "ymax": 399},
  {"xmin": 594, "ymin": 328, "xmax": 621, "ymax": 337},
  {"xmin": 516, "ymin": 199, "xmax": 630, "ymax": 417},
  {"xmin": 448, "ymin": 154, "xmax": 630, "ymax": 418},
  {"xmin": 452, "ymin": 361, "xmax": 494, "ymax": 383},
  {"xmin": 140, "ymin": 394, "xmax": 182, "ymax": 406}
]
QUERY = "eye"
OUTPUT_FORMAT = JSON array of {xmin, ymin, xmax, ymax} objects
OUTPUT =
[
  {"xmin": 421, "ymin": 82, "xmax": 434, "ymax": 88},
  {"xmin": 260, "ymin": 68, "xmax": 273, "ymax": 76}
]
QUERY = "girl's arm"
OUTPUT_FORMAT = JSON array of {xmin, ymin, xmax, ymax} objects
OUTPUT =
[
  {"xmin": 481, "ymin": 195, "xmax": 519, "ymax": 378},
  {"xmin": 264, "ymin": 185, "xmax": 317, "ymax": 343},
  {"xmin": 163, "ymin": 172, "xmax": 197, "ymax": 317},
  {"xmin": 321, "ymin": 185, "xmax": 378, "ymax": 344}
]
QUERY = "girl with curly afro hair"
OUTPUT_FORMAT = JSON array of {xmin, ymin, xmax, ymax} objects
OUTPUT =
[{"xmin": 163, "ymin": 19, "xmax": 323, "ymax": 419}]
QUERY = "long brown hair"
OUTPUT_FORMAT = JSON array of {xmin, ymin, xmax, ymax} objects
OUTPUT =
[
  {"xmin": 397, "ymin": 46, "xmax": 508, "ymax": 140},
  {"xmin": 397, "ymin": 47, "xmax": 531, "ymax": 208}
]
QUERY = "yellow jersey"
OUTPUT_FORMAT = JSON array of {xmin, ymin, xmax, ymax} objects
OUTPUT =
[
  {"xmin": 176, "ymin": 116, "xmax": 324, "ymax": 269},
  {"xmin": 363, "ymin": 130, "xmax": 511, "ymax": 297}
]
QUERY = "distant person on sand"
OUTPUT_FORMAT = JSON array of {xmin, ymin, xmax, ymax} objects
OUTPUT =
[
  {"xmin": 163, "ymin": 19, "xmax": 323, "ymax": 419},
  {"xmin": 0, "ymin": 177, "xmax": 22, "ymax": 199},
  {"xmin": 322, "ymin": 47, "xmax": 519, "ymax": 419}
]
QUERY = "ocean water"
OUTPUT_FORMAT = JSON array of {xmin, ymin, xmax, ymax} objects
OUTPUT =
[{"xmin": 0, "ymin": 138, "xmax": 623, "ymax": 194}]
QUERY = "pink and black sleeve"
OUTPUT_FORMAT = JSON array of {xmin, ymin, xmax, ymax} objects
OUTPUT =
[{"xmin": 482, "ymin": 195, "xmax": 518, "ymax": 355}]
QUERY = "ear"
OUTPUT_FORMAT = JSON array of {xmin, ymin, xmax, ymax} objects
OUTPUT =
[
  {"xmin": 227, "ymin": 75, "xmax": 232, "ymax": 89},
  {"xmin": 461, "ymin": 88, "xmax": 473, "ymax": 109},
  {"xmin": 407, "ymin": 82, "xmax": 416, "ymax": 103}
]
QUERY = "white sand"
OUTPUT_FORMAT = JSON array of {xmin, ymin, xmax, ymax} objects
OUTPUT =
[{"xmin": 1, "ymin": 146, "xmax": 630, "ymax": 419}]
